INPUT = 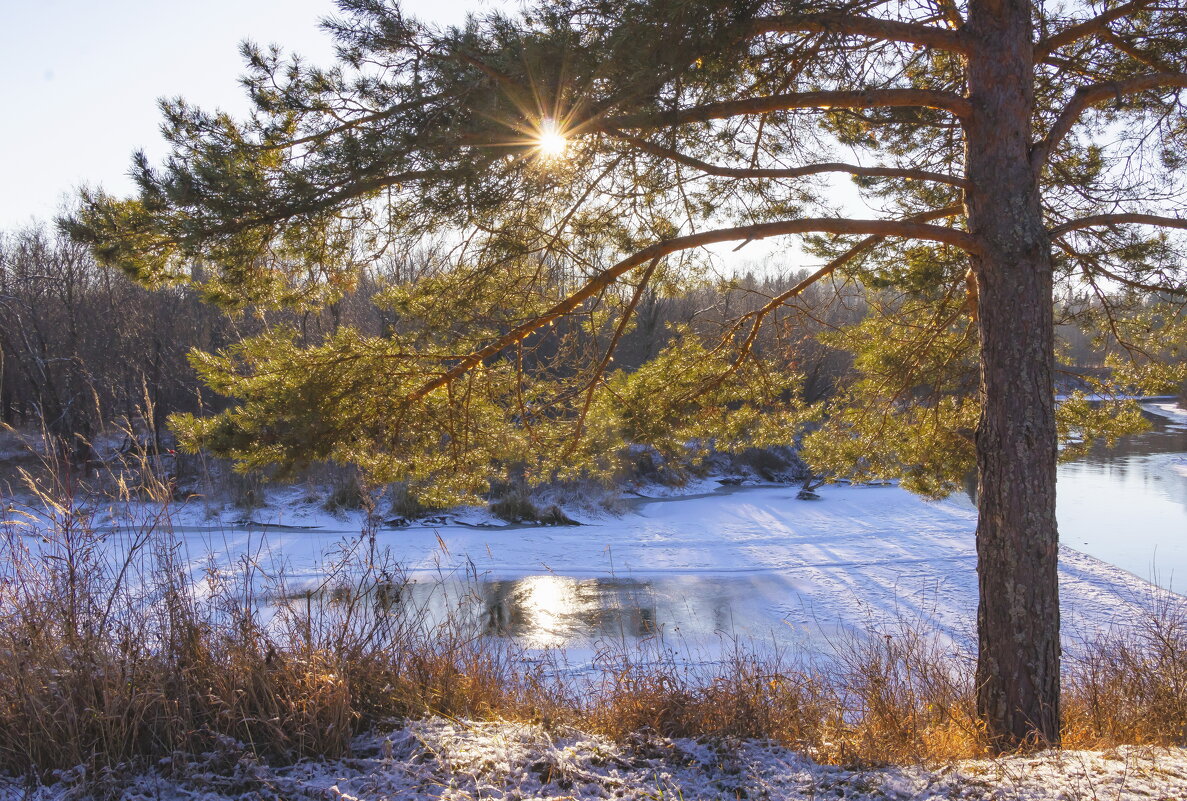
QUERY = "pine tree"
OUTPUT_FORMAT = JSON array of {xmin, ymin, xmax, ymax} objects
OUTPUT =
[{"xmin": 64, "ymin": 0, "xmax": 1187, "ymax": 747}]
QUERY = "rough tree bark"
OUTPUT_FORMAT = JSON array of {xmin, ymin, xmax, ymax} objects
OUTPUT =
[{"xmin": 965, "ymin": 0, "xmax": 1061, "ymax": 746}]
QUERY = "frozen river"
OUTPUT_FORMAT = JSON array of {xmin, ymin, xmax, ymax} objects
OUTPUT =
[
  {"xmin": 146, "ymin": 401, "xmax": 1187, "ymax": 654},
  {"xmin": 10, "ymin": 401, "xmax": 1187, "ymax": 656}
]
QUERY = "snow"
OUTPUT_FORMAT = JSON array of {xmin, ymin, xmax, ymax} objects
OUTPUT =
[
  {"xmin": 5, "ymin": 404, "xmax": 1187, "ymax": 798},
  {"xmin": 12, "ymin": 478, "xmax": 1175, "ymax": 659},
  {"xmin": 6, "ymin": 718, "xmax": 1187, "ymax": 800},
  {"xmin": 1144, "ymin": 400, "xmax": 1187, "ymax": 430}
]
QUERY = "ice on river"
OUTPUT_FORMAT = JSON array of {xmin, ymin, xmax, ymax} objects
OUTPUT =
[
  {"xmin": 7, "ymin": 404, "xmax": 1187, "ymax": 656},
  {"xmin": 47, "ymin": 471, "xmax": 1181, "ymax": 657}
]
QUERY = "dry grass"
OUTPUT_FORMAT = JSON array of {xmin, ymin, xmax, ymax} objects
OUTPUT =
[
  {"xmin": 0, "ymin": 431, "xmax": 557, "ymax": 778},
  {"xmin": 579, "ymin": 646, "xmax": 825, "ymax": 743},
  {"xmin": 2, "ymin": 432, "xmax": 1186, "ymax": 783},
  {"xmin": 573, "ymin": 627, "xmax": 986, "ymax": 767},
  {"xmin": 0, "ymin": 496, "xmax": 555, "ymax": 776},
  {"xmin": 830, "ymin": 624, "xmax": 986, "ymax": 764},
  {"xmin": 1063, "ymin": 596, "xmax": 1187, "ymax": 748}
]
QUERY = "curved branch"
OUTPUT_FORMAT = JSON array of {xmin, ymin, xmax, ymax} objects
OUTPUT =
[
  {"xmin": 714, "ymin": 204, "xmax": 966, "ymax": 381},
  {"xmin": 1031, "ymin": 72, "xmax": 1187, "ymax": 168},
  {"xmin": 1050, "ymin": 212, "xmax": 1187, "ymax": 237},
  {"xmin": 600, "ymin": 88, "xmax": 971, "ymax": 131},
  {"xmin": 750, "ymin": 13, "xmax": 970, "ymax": 53},
  {"xmin": 1053, "ymin": 239, "xmax": 1187, "ymax": 295},
  {"xmin": 407, "ymin": 215, "xmax": 978, "ymax": 401},
  {"xmin": 1033, "ymin": 0, "xmax": 1162, "ymax": 62},
  {"xmin": 609, "ymin": 129, "xmax": 969, "ymax": 188},
  {"xmin": 1099, "ymin": 29, "xmax": 1174, "ymax": 72}
]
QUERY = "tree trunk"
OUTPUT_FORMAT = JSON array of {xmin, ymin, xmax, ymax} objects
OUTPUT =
[{"xmin": 965, "ymin": 0, "xmax": 1061, "ymax": 747}]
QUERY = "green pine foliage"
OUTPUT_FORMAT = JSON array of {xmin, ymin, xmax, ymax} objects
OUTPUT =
[{"xmin": 62, "ymin": 0, "xmax": 1187, "ymax": 498}]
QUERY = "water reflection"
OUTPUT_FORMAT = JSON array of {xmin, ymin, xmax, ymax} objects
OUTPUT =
[
  {"xmin": 277, "ymin": 573, "xmax": 776, "ymax": 649},
  {"xmin": 480, "ymin": 576, "xmax": 659, "ymax": 644},
  {"xmin": 1057, "ymin": 404, "xmax": 1187, "ymax": 588},
  {"xmin": 1080, "ymin": 407, "xmax": 1187, "ymax": 462}
]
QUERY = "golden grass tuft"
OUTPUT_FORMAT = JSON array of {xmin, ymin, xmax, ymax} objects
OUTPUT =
[{"xmin": 1063, "ymin": 596, "xmax": 1187, "ymax": 748}]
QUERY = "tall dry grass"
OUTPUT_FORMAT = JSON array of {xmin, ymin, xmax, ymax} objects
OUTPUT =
[
  {"xmin": 1063, "ymin": 595, "xmax": 1187, "ymax": 748},
  {"xmin": 0, "ymin": 429, "xmax": 559, "ymax": 778},
  {"xmin": 2, "ymin": 430, "xmax": 1186, "ymax": 784},
  {"xmin": 570, "ymin": 623, "xmax": 986, "ymax": 766}
]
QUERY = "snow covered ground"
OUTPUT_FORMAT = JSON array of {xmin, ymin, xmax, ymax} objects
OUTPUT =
[
  {"xmin": 6, "ymin": 719, "xmax": 1187, "ymax": 801},
  {"xmin": 8, "ymin": 404, "xmax": 1187, "ymax": 659},
  {"xmin": 191, "ymin": 402, "xmax": 1187, "ymax": 652},
  {"xmin": 5, "ymin": 404, "xmax": 1187, "ymax": 799},
  {"xmin": 1147, "ymin": 400, "xmax": 1187, "ymax": 429},
  {"xmin": 54, "ymin": 476, "xmax": 1178, "ymax": 659}
]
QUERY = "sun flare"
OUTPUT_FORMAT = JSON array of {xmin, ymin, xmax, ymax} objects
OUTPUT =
[{"xmin": 535, "ymin": 118, "xmax": 568, "ymax": 158}]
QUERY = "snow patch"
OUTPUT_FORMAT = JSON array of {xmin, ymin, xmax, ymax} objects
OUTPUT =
[
  {"xmin": 5, "ymin": 719, "xmax": 1186, "ymax": 801},
  {"xmin": 1144, "ymin": 400, "xmax": 1187, "ymax": 428}
]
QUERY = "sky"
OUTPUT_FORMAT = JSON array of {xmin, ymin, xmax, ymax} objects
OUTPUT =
[
  {"xmin": 0, "ymin": 0, "xmax": 794, "ymax": 270},
  {"xmin": 0, "ymin": 0, "xmax": 482, "ymax": 230}
]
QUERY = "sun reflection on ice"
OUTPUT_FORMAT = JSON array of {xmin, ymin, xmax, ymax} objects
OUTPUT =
[{"xmin": 514, "ymin": 574, "xmax": 587, "ymax": 648}]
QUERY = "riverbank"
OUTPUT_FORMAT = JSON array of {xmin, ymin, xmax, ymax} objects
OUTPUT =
[
  {"xmin": 74, "ymin": 448, "xmax": 1187, "ymax": 658},
  {"xmin": 3, "ymin": 403, "xmax": 1187, "ymax": 798},
  {"xmin": 7, "ymin": 403, "xmax": 1186, "ymax": 659}
]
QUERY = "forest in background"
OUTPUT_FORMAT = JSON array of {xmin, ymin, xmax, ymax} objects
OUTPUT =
[
  {"xmin": 1, "ymin": 219, "xmax": 852, "ymax": 465},
  {"xmin": 0, "ymin": 217, "xmax": 1169, "ymax": 502}
]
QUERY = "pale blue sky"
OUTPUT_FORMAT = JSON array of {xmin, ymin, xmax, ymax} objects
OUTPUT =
[{"xmin": 0, "ymin": 0, "xmax": 481, "ymax": 229}]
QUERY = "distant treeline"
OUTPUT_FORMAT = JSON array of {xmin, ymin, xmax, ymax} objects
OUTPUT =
[
  {"xmin": 1, "ymin": 223, "xmax": 871, "ymax": 460},
  {"xmin": 4, "ymin": 221, "xmax": 1136, "ymax": 464},
  {"xmin": 1, "ymin": 225, "xmax": 220, "ymax": 457}
]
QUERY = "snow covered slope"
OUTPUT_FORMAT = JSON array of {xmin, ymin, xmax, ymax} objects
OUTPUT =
[
  {"xmin": 7, "ymin": 719, "xmax": 1186, "ymax": 801},
  {"xmin": 138, "ymin": 480, "xmax": 1181, "ymax": 656}
]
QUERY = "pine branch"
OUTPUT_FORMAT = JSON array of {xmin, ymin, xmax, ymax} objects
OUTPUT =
[
  {"xmin": 702, "ymin": 204, "xmax": 967, "ymax": 392},
  {"xmin": 1053, "ymin": 239, "xmax": 1187, "ymax": 295},
  {"xmin": 608, "ymin": 129, "xmax": 969, "ymax": 187},
  {"xmin": 601, "ymin": 88, "xmax": 972, "ymax": 130},
  {"xmin": 254, "ymin": 101, "xmax": 433, "ymax": 151},
  {"xmin": 1098, "ymin": 29, "xmax": 1175, "ymax": 72},
  {"xmin": 1031, "ymin": 72, "xmax": 1187, "ymax": 167},
  {"xmin": 1049, "ymin": 212, "xmax": 1187, "ymax": 237},
  {"xmin": 406, "ymin": 214, "xmax": 979, "ymax": 401},
  {"xmin": 749, "ymin": 13, "xmax": 971, "ymax": 53},
  {"xmin": 1033, "ymin": 0, "xmax": 1165, "ymax": 62}
]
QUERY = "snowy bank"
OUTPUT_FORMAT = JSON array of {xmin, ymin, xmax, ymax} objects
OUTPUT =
[
  {"xmin": 6, "ymin": 719, "xmax": 1186, "ymax": 801},
  {"xmin": 1144, "ymin": 399, "xmax": 1187, "ymax": 429},
  {"xmin": 40, "ymin": 479, "xmax": 1179, "ymax": 658},
  {"xmin": 7, "ymin": 399, "xmax": 1186, "ymax": 655}
]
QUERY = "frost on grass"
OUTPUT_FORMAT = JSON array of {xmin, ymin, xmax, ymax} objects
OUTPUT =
[{"xmin": 5, "ymin": 719, "xmax": 1186, "ymax": 801}]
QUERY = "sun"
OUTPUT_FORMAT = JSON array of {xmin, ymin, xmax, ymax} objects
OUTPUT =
[{"xmin": 535, "ymin": 118, "xmax": 568, "ymax": 158}]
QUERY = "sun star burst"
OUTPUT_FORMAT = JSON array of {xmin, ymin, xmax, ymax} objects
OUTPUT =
[{"xmin": 536, "ymin": 118, "xmax": 568, "ymax": 158}]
